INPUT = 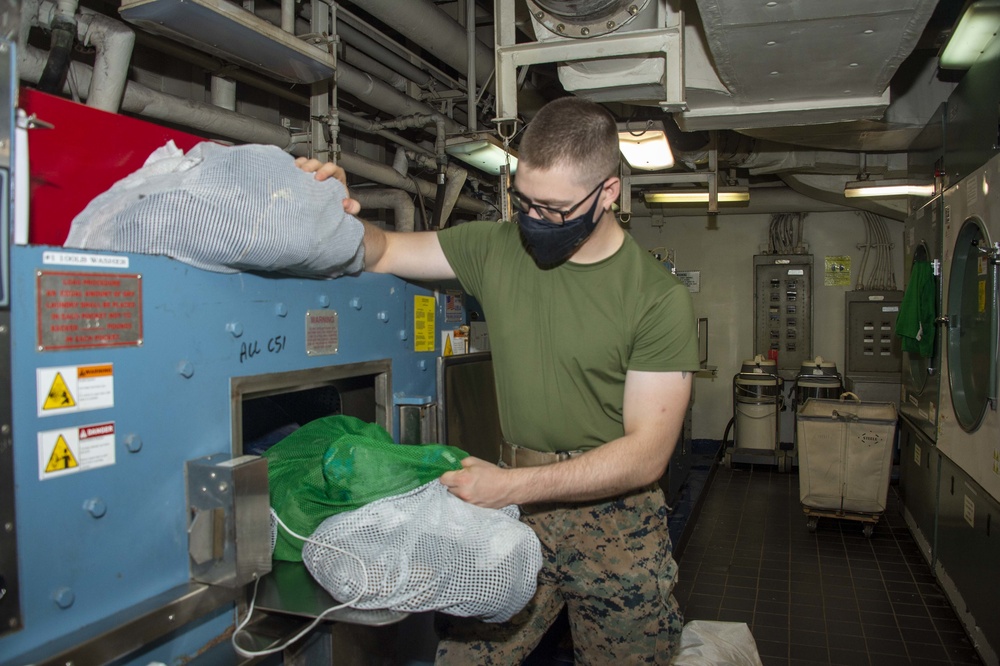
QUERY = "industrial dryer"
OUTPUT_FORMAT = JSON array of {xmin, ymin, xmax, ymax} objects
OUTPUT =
[
  {"xmin": 935, "ymin": 152, "xmax": 1000, "ymax": 666},
  {"xmin": 938, "ymin": 154, "xmax": 1000, "ymax": 501}
]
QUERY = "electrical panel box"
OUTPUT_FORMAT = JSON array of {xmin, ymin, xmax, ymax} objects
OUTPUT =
[
  {"xmin": 754, "ymin": 254, "xmax": 813, "ymax": 379},
  {"xmin": 844, "ymin": 291, "xmax": 904, "ymax": 375}
]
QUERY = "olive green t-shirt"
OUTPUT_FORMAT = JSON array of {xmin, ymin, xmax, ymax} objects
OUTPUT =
[{"xmin": 438, "ymin": 221, "xmax": 699, "ymax": 452}]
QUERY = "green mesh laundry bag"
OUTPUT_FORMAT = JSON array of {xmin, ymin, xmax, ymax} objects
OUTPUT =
[{"xmin": 265, "ymin": 415, "xmax": 467, "ymax": 561}]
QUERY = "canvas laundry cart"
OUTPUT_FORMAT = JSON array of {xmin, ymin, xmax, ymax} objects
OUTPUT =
[{"xmin": 796, "ymin": 393, "xmax": 898, "ymax": 537}]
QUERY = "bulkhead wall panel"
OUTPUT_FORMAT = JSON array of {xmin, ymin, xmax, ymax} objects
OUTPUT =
[
  {"xmin": 2, "ymin": 244, "xmax": 449, "ymax": 664},
  {"xmin": 938, "ymin": 153, "xmax": 1000, "ymax": 503}
]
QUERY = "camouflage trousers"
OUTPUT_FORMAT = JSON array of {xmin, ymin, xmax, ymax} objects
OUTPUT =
[{"xmin": 435, "ymin": 483, "xmax": 683, "ymax": 665}]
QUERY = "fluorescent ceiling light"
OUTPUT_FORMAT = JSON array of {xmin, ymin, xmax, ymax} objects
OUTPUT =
[
  {"xmin": 644, "ymin": 188, "xmax": 750, "ymax": 204},
  {"xmin": 940, "ymin": 0, "xmax": 1000, "ymax": 69},
  {"xmin": 844, "ymin": 179, "xmax": 936, "ymax": 198},
  {"xmin": 445, "ymin": 133, "xmax": 517, "ymax": 175},
  {"xmin": 618, "ymin": 123, "xmax": 674, "ymax": 170}
]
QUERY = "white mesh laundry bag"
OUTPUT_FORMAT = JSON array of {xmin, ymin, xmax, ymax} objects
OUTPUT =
[
  {"xmin": 65, "ymin": 141, "xmax": 365, "ymax": 276},
  {"xmin": 301, "ymin": 480, "xmax": 542, "ymax": 622}
]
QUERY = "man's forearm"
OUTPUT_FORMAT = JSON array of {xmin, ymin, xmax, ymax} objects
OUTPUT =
[
  {"xmin": 362, "ymin": 221, "xmax": 389, "ymax": 273},
  {"xmin": 507, "ymin": 431, "xmax": 677, "ymax": 505}
]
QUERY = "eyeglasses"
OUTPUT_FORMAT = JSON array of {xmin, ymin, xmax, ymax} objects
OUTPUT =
[{"xmin": 508, "ymin": 179, "xmax": 607, "ymax": 224}]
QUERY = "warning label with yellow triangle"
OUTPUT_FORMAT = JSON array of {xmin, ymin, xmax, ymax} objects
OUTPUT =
[
  {"xmin": 42, "ymin": 372, "xmax": 76, "ymax": 411},
  {"xmin": 44, "ymin": 435, "xmax": 78, "ymax": 472},
  {"xmin": 38, "ymin": 422, "xmax": 116, "ymax": 480},
  {"xmin": 37, "ymin": 364, "xmax": 115, "ymax": 418}
]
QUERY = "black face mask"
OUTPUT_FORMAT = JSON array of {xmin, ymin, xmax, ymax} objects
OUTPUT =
[{"xmin": 517, "ymin": 192, "xmax": 604, "ymax": 267}]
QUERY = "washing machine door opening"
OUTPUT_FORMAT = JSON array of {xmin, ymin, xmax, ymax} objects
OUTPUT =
[
  {"xmin": 905, "ymin": 243, "xmax": 938, "ymax": 396},
  {"xmin": 946, "ymin": 218, "xmax": 998, "ymax": 433}
]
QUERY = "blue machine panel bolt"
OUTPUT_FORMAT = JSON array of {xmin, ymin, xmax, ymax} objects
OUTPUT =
[
  {"xmin": 418, "ymin": 360, "xmax": 428, "ymax": 371},
  {"xmin": 83, "ymin": 498, "xmax": 107, "ymax": 518},
  {"xmin": 226, "ymin": 322, "xmax": 244, "ymax": 337},
  {"xmin": 53, "ymin": 587, "xmax": 75, "ymax": 609},
  {"xmin": 275, "ymin": 303, "xmax": 288, "ymax": 317},
  {"xmin": 177, "ymin": 361, "xmax": 195, "ymax": 378},
  {"xmin": 350, "ymin": 297, "xmax": 363, "ymax": 310},
  {"xmin": 317, "ymin": 294, "xmax": 331, "ymax": 308},
  {"xmin": 377, "ymin": 311, "xmax": 390, "ymax": 323},
  {"xmin": 398, "ymin": 329, "xmax": 408, "ymax": 341},
  {"xmin": 124, "ymin": 433, "xmax": 143, "ymax": 453}
]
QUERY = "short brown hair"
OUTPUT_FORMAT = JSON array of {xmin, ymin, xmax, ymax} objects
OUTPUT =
[{"xmin": 518, "ymin": 96, "xmax": 620, "ymax": 187}]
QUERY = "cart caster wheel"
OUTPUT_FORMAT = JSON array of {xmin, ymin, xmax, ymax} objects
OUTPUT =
[
  {"xmin": 807, "ymin": 517, "xmax": 818, "ymax": 532},
  {"xmin": 724, "ymin": 452, "xmax": 732, "ymax": 468},
  {"xmin": 778, "ymin": 455, "xmax": 788, "ymax": 474},
  {"xmin": 863, "ymin": 524, "xmax": 874, "ymax": 538}
]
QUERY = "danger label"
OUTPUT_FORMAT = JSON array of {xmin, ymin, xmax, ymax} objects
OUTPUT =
[
  {"xmin": 36, "ymin": 271, "xmax": 143, "ymax": 351},
  {"xmin": 37, "ymin": 364, "xmax": 115, "ymax": 418},
  {"xmin": 38, "ymin": 422, "xmax": 116, "ymax": 480}
]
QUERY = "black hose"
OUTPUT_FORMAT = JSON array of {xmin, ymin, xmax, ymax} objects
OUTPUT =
[
  {"xmin": 38, "ymin": 17, "xmax": 77, "ymax": 95},
  {"xmin": 431, "ymin": 168, "xmax": 447, "ymax": 230},
  {"xmin": 720, "ymin": 416, "xmax": 735, "ymax": 459}
]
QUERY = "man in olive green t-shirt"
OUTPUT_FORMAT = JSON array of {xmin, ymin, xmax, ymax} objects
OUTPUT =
[{"xmin": 300, "ymin": 97, "xmax": 699, "ymax": 665}]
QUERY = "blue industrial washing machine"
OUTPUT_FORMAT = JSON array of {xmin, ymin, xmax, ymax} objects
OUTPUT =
[{"xmin": 1, "ymin": 240, "xmax": 457, "ymax": 664}]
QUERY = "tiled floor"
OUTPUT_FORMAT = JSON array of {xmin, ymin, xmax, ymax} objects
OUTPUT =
[{"xmin": 674, "ymin": 463, "xmax": 984, "ymax": 666}]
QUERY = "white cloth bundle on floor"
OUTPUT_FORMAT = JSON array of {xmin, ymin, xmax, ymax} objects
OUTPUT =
[
  {"xmin": 670, "ymin": 620, "xmax": 764, "ymax": 666},
  {"xmin": 302, "ymin": 480, "xmax": 542, "ymax": 623},
  {"xmin": 65, "ymin": 141, "xmax": 365, "ymax": 277}
]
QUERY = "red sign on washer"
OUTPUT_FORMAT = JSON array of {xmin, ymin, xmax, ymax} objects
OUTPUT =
[{"xmin": 36, "ymin": 271, "xmax": 144, "ymax": 351}]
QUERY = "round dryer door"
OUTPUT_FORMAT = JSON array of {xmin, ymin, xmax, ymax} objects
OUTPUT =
[{"xmin": 947, "ymin": 218, "xmax": 998, "ymax": 433}]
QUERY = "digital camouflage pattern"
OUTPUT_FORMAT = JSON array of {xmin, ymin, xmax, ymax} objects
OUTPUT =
[{"xmin": 435, "ymin": 484, "xmax": 683, "ymax": 665}]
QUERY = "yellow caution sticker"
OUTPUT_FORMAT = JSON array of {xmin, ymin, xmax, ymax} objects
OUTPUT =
[
  {"xmin": 44, "ymin": 435, "xmax": 78, "ymax": 472},
  {"xmin": 36, "ymin": 364, "xmax": 115, "ymax": 418},
  {"xmin": 38, "ymin": 422, "xmax": 116, "ymax": 480},
  {"xmin": 42, "ymin": 372, "xmax": 76, "ymax": 411},
  {"xmin": 414, "ymin": 295, "xmax": 436, "ymax": 352}
]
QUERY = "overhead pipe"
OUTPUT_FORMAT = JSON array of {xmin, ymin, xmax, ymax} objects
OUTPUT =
[
  {"xmin": 335, "ymin": 20, "xmax": 433, "ymax": 89},
  {"xmin": 466, "ymin": 0, "xmax": 476, "ymax": 131},
  {"xmin": 341, "ymin": 0, "xmax": 494, "ymax": 87},
  {"xmin": 280, "ymin": 0, "xmax": 295, "ymax": 33},
  {"xmin": 353, "ymin": 189, "xmax": 416, "ymax": 232},
  {"xmin": 33, "ymin": 2, "xmax": 136, "ymax": 112},
  {"xmin": 36, "ymin": 0, "xmax": 77, "ymax": 95},
  {"xmin": 252, "ymin": 6, "xmax": 435, "ymax": 89},
  {"xmin": 405, "ymin": 149, "xmax": 468, "ymax": 228},
  {"xmin": 19, "ymin": 44, "xmax": 296, "ymax": 148},
  {"xmin": 21, "ymin": 41, "xmax": 490, "ymax": 215},
  {"xmin": 341, "ymin": 47, "xmax": 407, "ymax": 91},
  {"xmin": 338, "ymin": 152, "xmax": 490, "ymax": 215},
  {"xmin": 210, "ymin": 76, "xmax": 236, "ymax": 111},
  {"xmin": 339, "ymin": 110, "xmax": 435, "ymax": 158}
]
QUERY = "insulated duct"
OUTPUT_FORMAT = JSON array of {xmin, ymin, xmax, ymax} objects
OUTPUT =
[{"xmin": 353, "ymin": 189, "xmax": 416, "ymax": 232}]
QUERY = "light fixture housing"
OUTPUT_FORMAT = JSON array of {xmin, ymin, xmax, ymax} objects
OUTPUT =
[
  {"xmin": 843, "ymin": 179, "xmax": 936, "ymax": 198},
  {"xmin": 939, "ymin": 0, "xmax": 1000, "ymax": 70},
  {"xmin": 618, "ymin": 121, "xmax": 675, "ymax": 170},
  {"xmin": 445, "ymin": 133, "xmax": 518, "ymax": 175},
  {"xmin": 644, "ymin": 187, "xmax": 750, "ymax": 204}
]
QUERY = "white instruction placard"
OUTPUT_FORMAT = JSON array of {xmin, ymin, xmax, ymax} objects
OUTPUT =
[
  {"xmin": 37, "ymin": 364, "xmax": 115, "ymax": 417},
  {"xmin": 38, "ymin": 421, "xmax": 116, "ymax": 480}
]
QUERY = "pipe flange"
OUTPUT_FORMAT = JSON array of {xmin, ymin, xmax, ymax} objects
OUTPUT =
[{"xmin": 524, "ymin": 0, "xmax": 649, "ymax": 39}]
